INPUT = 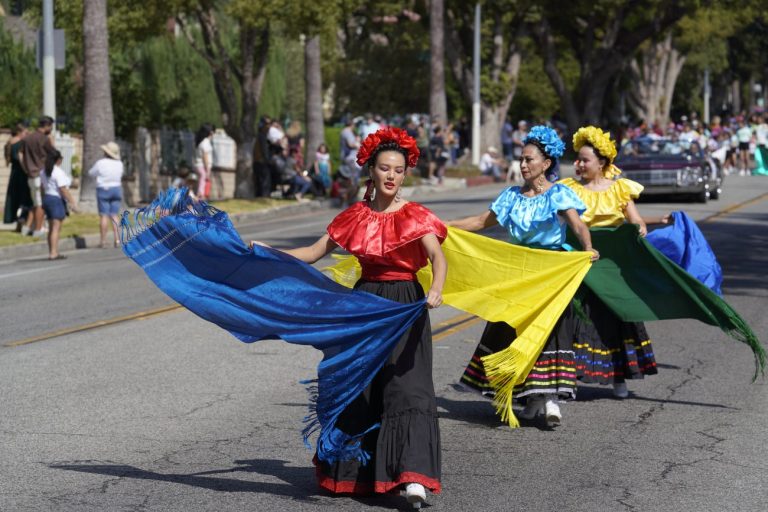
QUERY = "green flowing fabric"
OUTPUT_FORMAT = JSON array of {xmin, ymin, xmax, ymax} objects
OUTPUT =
[{"xmin": 568, "ymin": 224, "xmax": 765, "ymax": 379}]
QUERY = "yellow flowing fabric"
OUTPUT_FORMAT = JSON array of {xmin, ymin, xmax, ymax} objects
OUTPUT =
[{"xmin": 324, "ymin": 226, "xmax": 592, "ymax": 427}]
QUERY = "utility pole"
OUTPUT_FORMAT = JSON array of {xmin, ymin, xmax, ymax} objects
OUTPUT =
[
  {"xmin": 42, "ymin": 0, "xmax": 56, "ymax": 122},
  {"xmin": 471, "ymin": 3, "xmax": 481, "ymax": 165},
  {"xmin": 703, "ymin": 68, "xmax": 710, "ymax": 125}
]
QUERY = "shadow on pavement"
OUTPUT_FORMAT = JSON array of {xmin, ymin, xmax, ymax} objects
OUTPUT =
[
  {"xmin": 436, "ymin": 396, "xmax": 559, "ymax": 431},
  {"xmin": 50, "ymin": 459, "xmax": 319, "ymax": 501},
  {"xmin": 50, "ymin": 459, "xmax": 434, "ymax": 509},
  {"xmin": 625, "ymin": 395, "xmax": 738, "ymax": 410},
  {"xmin": 576, "ymin": 385, "xmax": 737, "ymax": 409}
]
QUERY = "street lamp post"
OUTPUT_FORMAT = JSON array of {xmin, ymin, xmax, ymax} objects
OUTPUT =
[
  {"xmin": 703, "ymin": 68, "xmax": 710, "ymax": 125},
  {"xmin": 42, "ymin": 0, "xmax": 56, "ymax": 122},
  {"xmin": 471, "ymin": 3, "xmax": 481, "ymax": 166}
]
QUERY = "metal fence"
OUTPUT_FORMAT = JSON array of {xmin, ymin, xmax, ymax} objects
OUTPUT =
[{"xmin": 160, "ymin": 129, "xmax": 196, "ymax": 175}]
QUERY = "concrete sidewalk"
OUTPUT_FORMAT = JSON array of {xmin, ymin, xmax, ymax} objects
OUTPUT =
[{"xmin": 0, "ymin": 176, "xmax": 483, "ymax": 261}]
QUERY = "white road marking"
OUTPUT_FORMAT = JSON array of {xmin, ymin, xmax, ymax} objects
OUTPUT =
[{"xmin": 0, "ymin": 264, "xmax": 69, "ymax": 280}]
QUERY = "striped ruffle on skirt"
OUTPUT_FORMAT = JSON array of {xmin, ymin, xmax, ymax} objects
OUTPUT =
[
  {"xmin": 574, "ymin": 289, "xmax": 658, "ymax": 384},
  {"xmin": 460, "ymin": 303, "xmax": 578, "ymax": 401}
]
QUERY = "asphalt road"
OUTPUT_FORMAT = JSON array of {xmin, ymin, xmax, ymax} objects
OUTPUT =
[{"xmin": 1, "ymin": 176, "xmax": 767, "ymax": 511}]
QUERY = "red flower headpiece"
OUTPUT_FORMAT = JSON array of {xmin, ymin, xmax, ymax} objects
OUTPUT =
[{"xmin": 356, "ymin": 127, "xmax": 420, "ymax": 168}]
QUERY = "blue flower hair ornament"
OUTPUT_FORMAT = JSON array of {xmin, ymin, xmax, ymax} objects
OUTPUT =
[
  {"xmin": 522, "ymin": 125, "xmax": 565, "ymax": 182},
  {"xmin": 523, "ymin": 125, "xmax": 565, "ymax": 159}
]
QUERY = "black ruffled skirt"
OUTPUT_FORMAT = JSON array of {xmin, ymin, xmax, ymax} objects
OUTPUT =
[
  {"xmin": 314, "ymin": 279, "xmax": 441, "ymax": 495},
  {"xmin": 574, "ymin": 288, "xmax": 658, "ymax": 384},
  {"xmin": 460, "ymin": 303, "xmax": 578, "ymax": 401},
  {"xmin": 3, "ymin": 162, "xmax": 32, "ymax": 224}
]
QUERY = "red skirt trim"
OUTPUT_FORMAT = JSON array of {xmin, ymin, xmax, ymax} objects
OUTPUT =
[{"xmin": 313, "ymin": 458, "xmax": 442, "ymax": 495}]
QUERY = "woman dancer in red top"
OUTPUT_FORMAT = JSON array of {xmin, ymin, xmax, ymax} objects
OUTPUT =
[{"xmin": 253, "ymin": 127, "xmax": 446, "ymax": 508}]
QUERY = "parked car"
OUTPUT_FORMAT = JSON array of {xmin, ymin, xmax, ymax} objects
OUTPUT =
[{"xmin": 616, "ymin": 139, "xmax": 724, "ymax": 202}]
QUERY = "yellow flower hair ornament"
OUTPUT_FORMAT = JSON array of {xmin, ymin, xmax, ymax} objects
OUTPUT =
[{"xmin": 573, "ymin": 126, "xmax": 621, "ymax": 178}]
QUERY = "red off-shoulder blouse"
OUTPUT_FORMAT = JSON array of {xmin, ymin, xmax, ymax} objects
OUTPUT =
[{"xmin": 327, "ymin": 201, "xmax": 447, "ymax": 281}]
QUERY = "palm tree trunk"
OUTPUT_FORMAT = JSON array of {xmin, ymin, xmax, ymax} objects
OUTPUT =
[
  {"xmin": 80, "ymin": 0, "xmax": 115, "ymax": 211},
  {"xmin": 429, "ymin": 0, "xmax": 448, "ymax": 126},
  {"xmin": 304, "ymin": 35, "xmax": 324, "ymax": 167}
]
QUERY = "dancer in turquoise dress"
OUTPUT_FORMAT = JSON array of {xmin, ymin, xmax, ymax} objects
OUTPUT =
[{"xmin": 450, "ymin": 125, "xmax": 598, "ymax": 426}]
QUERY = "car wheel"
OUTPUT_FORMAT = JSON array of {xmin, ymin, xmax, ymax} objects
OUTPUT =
[
  {"xmin": 694, "ymin": 190, "xmax": 709, "ymax": 203},
  {"xmin": 709, "ymin": 187, "xmax": 720, "ymax": 200}
]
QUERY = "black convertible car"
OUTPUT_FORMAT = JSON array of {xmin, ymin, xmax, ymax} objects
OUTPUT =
[{"xmin": 615, "ymin": 139, "xmax": 724, "ymax": 202}]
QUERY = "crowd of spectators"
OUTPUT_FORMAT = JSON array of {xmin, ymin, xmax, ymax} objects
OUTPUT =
[
  {"xmin": 246, "ymin": 107, "xmax": 768, "ymax": 208},
  {"xmin": 618, "ymin": 112, "xmax": 768, "ymax": 176}
]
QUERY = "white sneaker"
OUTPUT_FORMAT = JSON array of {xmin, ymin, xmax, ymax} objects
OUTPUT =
[
  {"xmin": 32, "ymin": 230, "xmax": 47, "ymax": 238},
  {"xmin": 613, "ymin": 382, "xmax": 629, "ymax": 398},
  {"xmin": 404, "ymin": 483, "xmax": 426, "ymax": 508},
  {"xmin": 21, "ymin": 226, "xmax": 32, "ymax": 236},
  {"xmin": 518, "ymin": 396, "xmax": 544, "ymax": 420},
  {"xmin": 544, "ymin": 399, "xmax": 561, "ymax": 426}
]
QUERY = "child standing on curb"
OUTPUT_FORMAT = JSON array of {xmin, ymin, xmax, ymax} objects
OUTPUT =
[{"xmin": 41, "ymin": 149, "xmax": 79, "ymax": 260}]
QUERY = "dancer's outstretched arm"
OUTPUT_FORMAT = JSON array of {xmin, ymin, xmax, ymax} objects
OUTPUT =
[
  {"xmin": 446, "ymin": 210, "xmax": 498, "ymax": 232},
  {"xmin": 250, "ymin": 234, "xmax": 338, "ymax": 264}
]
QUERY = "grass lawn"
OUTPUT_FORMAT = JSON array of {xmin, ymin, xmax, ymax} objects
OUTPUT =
[{"xmin": 0, "ymin": 197, "xmax": 298, "ymax": 248}]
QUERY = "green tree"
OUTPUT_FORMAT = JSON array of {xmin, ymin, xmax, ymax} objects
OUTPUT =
[
  {"xmin": 330, "ymin": 4, "xmax": 431, "ymax": 116},
  {"xmin": 175, "ymin": 0, "xmax": 348, "ymax": 196},
  {"xmin": 529, "ymin": 0, "xmax": 695, "ymax": 133},
  {"xmin": 628, "ymin": 4, "xmax": 754, "ymax": 125},
  {"xmin": 28, "ymin": 0, "xmax": 175, "ymax": 134},
  {"xmin": 278, "ymin": 1, "xmax": 355, "ymax": 167},
  {"xmin": 307, "ymin": 0, "xmax": 468, "ymax": 126},
  {"xmin": 445, "ymin": 0, "xmax": 529, "ymax": 151},
  {"xmin": 0, "ymin": 23, "xmax": 41, "ymax": 127}
]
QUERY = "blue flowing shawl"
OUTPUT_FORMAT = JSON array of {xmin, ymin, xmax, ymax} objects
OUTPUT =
[
  {"xmin": 646, "ymin": 211, "xmax": 723, "ymax": 295},
  {"xmin": 120, "ymin": 190, "xmax": 426, "ymax": 465}
]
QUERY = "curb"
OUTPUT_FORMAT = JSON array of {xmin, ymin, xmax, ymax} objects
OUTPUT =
[{"xmin": 0, "ymin": 177, "xmax": 487, "ymax": 261}]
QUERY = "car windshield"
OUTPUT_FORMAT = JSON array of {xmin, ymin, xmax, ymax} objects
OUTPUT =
[{"xmin": 620, "ymin": 139, "xmax": 703, "ymax": 158}]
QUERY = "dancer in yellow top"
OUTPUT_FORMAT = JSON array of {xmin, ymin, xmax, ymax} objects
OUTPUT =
[{"xmin": 559, "ymin": 126, "xmax": 658, "ymax": 398}]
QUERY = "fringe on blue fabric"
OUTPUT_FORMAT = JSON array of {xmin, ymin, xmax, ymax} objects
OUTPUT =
[
  {"xmin": 120, "ymin": 188, "xmax": 427, "ymax": 465},
  {"xmin": 646, "ymin": 211, "xmax": 723, "ymax": 295}
]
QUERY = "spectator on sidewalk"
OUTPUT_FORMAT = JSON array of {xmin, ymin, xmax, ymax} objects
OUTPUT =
[
  {"xmin": 195, "ymin": 124, "xmax": 214, "ymax": 200},
  {"xmin": 20, "ymin": 115, "xmax": 55, "ymax": 237},
  {"xmin": 286, "ymin": 120, "xmax": 305, "ymax": 169},
  {"xmin": 282, "ymin": 147, "xmax": 312, "ymax": 202},
  {"xmin": 3, "ymin": 122, "xmax": 34, "ymax": 234},
  {"xmin": 511, "ymin": 120, "xmax": 528, "ymax": 161},
  {"xmin": 501, "ymin": 117, "xmax": 514, "ymax": 161},
  {"xmin": 253, "ymin": 116, "xmax": 273, "ymax": 197},
  {"xmin": 311, "ymin": 143, "xmax": 332, "ymax": 197},
  {"xmin": 340, "ymin": 118, "xmax": 359, "ymax": 162},
  {"xmin": 429, "ymin": 125, "xmax": 448, "ymax": 184},
  {"xmin": 267, "ymin": 120, "xmax": 286, "ymax": 152},
  {"xmin": 171, "ymin": 167, "xmax": 199, "ymax": 200},
  {"xmin": 736, "ymin": 118, "xmax": 753, "ymax": 175},
  {"xmin": 41, "ymin": 149, "xmax": 79, "ymax": 260},
  {"xmin": 446, "ymin": 122, "xmax": 460, "ymax": 164},
  {"xmin": 88, "ymin": 141, "xmax": 125, "ymax": 248},
  {"xmin": 479, "ymin": 146, "xmax": 506, "ymax": 182},
  {"xmin": 361, "ymin": 114, "xmax": 381, "ymax": 139}
]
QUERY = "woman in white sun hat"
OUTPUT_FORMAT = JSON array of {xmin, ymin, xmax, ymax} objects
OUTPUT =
[{"xmin": 88, "ymin": 141, "xmax": 124, "ymax": 248}]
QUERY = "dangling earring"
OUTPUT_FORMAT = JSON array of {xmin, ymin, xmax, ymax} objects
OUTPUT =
[
  {"xmin": 394, "ymin": 187, "xmax": 402, "ymax": 202},
  {"xmin": 363, "ymin": 178, "xmax": 375, "ymax": 202},
  {"xmin": 534, "ymin": 175, "xmax": 545, "ymax": 193}
]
